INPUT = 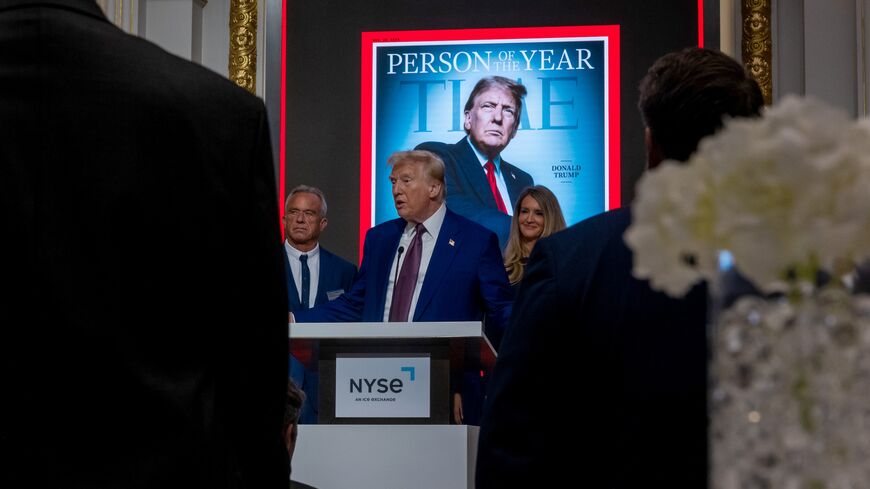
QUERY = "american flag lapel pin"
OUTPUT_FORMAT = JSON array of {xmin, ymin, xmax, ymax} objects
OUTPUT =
[{"xmin": 448, "ymin": 239, "xmax": 455, "ymax": 247}]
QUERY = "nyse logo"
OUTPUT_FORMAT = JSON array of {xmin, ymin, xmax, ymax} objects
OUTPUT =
[{"xmin": 349, "ymin": 366, "xmax": 416, "ymax": 394}]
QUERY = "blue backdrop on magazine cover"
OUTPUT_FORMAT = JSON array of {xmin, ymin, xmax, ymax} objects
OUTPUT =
[{"xmin": 373, "ymin": 39, "xmax": 607, "ymax": 226}]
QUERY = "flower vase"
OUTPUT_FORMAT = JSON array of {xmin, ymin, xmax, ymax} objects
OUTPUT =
[{"xmin": 710, "ymin": 285, "xmax": 870, "ymax": 489}]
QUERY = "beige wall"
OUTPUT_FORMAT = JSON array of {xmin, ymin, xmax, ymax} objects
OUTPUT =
[
  {"xmin": 135, "ymin": 0, "xmax": 267, "ymax": 97},
  {"xmin": 723, "ymin": 0, "xmax": 869, "ymax": 116}
]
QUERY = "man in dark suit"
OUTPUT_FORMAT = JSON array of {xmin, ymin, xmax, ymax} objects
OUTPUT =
[
  {"xmin": 417, "ymin": 76, "xmax": 533, "ymax": 248},
  {"xmin": 283, "ymin": 185, "xmax": 356, "ymax": 423},
  {"xmin": 282, "ymin": 185, "xmax": 356, "ymax": 313},
  {"xmin": 476, "ymin": 48, "xmax": 764, "ymax": 488},
  {"xmin": 0, "ymin": 1, "xmax": 289, "ymax": 487},
  {"xmin": 293, "ymin": 150, "xmax": 512, "ymax": 424}
]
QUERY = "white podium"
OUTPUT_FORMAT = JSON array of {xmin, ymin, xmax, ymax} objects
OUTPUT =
[
  {"xmin": 288, "ymin": 322, "xmax": 494, "ymax": 488},
  {"xmin": 292, "ymin": 424, "xmax": 478, "ymax": 489}
]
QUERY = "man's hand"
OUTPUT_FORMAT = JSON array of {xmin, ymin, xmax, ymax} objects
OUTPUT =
[
  {"xmin": 453, "ymin": 392, "xmax": 464, "ymax": 424},
  {"xmin": 288, "ymin": 312, "xmax": 295, "ymax": 323}
]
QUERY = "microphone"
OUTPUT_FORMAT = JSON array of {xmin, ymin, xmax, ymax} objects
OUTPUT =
[{"xmin": 393, "ymin": 246, "xmax": 405, "ymax": 286}]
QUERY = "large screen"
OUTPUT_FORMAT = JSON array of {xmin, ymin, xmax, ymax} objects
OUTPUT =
[
  {"xmin": 360, "ymin": 25, "xmax": 620, "ymax": 247},
  {"xmin": 279, "ymin": 0, "xmax": 705, "ymax": 263}
]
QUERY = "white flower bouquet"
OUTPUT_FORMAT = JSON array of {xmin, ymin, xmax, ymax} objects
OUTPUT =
[
  {"xmin": 624, "ymin": 96, "xmax": 870, "ymax": 489},
  {"xmin": 625, "ymin": 95, "xmax": 870, "ymax": 297}
]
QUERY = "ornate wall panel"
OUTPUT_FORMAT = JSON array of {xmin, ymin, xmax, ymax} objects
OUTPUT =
[
  {"xmin": 229, "ymin": 0, "xmax": 258, "ymax": 94},
  {"xmin": 742, "ymin": 0, "xmax": 772, "ymax": 104}
]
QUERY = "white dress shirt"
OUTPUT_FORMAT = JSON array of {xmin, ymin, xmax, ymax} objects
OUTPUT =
[
  {"xmin": 285, "ymin": 241, "xmax": 320, "ymax": 308},
  {"xmin": 467, "ymin": 137, "xmax": 513, "ymax": 216},
  {"xmin": 382, "ymin": 203, "xmax": 447, "ymax": 321}
]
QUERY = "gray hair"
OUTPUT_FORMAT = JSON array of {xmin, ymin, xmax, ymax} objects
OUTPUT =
[{"xmin": 285, "ymin": 184, "xmax": 328, "ymax": 217}]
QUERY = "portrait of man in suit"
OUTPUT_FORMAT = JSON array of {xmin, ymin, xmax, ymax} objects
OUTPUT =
[
  {"xmin": 416, "ymin": 76, "xmax": 534, "ymax": 248},
  {"xmin": 476, "ymin": 48, "xmax": 764, "ymax": 488},
  {"xmin": 283, "ymin": 185, "xmax": 357, "ymax": 424},
  {"xmin": 293, "ymin": 150, "xmax": 512, "ymax": 425}
]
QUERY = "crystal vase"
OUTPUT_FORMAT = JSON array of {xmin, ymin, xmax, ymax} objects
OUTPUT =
[{"xmin": 710, "ymin": 284, "xmax": 870, "ymax": 489}]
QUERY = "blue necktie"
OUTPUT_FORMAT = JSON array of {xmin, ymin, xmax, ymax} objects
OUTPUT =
[{"xmin": 300, "ymin": 254, "xmax": 310, "ymax": 309}]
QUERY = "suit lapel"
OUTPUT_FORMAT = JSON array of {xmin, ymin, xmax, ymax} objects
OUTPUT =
[
  {"xmin": 413, "ymin": 211, "xmax": 461, "ymax": 320},
  {"xmin": 502, "ymin": 160, "xmax": 524, "ymax": 205},
  {"xmin": 314, "ymin": 249, "xmax": 330, "ymax": 305},
  {"xmin": 283, "ymin": 249, "xmax": 302, "ymax": 311},
  {"xmin": 373, "ymin": 220, "xmax": 406, "ymax": 315},
  {"xmin": 454, "ymin": 137, "xmax": 498, "ymax": 208}
]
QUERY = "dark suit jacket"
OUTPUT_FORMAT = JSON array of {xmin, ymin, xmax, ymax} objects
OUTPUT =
[
  {"xmin": 295, "ymin": 209, "xmax": 512, "ymax": 425},
  {"xmin": 294, "ymin": 208, "xmax": 512, "ymax": 342},
  {"xmin": 0, "ymin": 1, "xmax": 289, "ymax": 487},
  {"xmin": 416, "ymin": 137, "xmax": 533, "ymax": 248},
  {"xmin": 283, "ymin": 245, "xmax": 357, "ymax": 312},
  {"xmin": 476, "ymin": 207, "xmax": 708, "ymax": 488},
  {"xmin": 284, "ymin": 245, "xmax": 356, "ymax": 423}
]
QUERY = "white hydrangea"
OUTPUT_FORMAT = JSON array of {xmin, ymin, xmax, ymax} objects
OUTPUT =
[
  {"xmin": 806, "ymin": 120, "xmax": 870, "ymax": 269},
  {"xmin": 626, "ymin": 95, "xmax": 870, "ymax": 297},
  {"xmin": 624, "ymin": 159, "xmax": 717, "ymax": 297}
]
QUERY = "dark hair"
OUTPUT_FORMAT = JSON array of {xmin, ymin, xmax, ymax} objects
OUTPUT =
[
  {"xmin": 638, "ymin": 48, "xmax": 764, "ymax": 162},
  {"xmin": 464, "ymin": 76, "xmax": 528, "ymax": 135},
  {"xmin": 283, "ymin": 380, "xmax": 305, "ymax": 431}
]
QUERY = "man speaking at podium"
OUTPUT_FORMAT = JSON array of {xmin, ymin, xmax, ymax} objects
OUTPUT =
[{"xmin": 293, "ymin": 150, "xmax": 512, "ymax": 424}]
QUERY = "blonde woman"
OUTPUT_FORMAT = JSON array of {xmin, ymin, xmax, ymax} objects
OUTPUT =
[{"xmin": 504, "ymin": 185, "xmax": 566, "ymax": 290}]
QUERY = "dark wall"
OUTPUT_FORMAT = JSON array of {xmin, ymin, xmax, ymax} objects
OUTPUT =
[{"xmin": 283, "ymin": 0, "xmax": 704, "ymax": 263}]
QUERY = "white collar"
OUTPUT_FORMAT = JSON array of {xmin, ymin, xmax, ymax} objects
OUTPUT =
[
  {"xmin": 284, "ymin": 241, "xmax": 320, "ymax": 260},
  {"xmin": 466, "ymin": 137, "xmax": 502, "ymax": 173},
  {"xmin": 404, "ymin": 202, "xmax": 447, "ymax": 242}
]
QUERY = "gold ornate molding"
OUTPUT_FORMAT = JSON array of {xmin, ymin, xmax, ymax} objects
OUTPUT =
[
  {"xmin": 229, "ymin": 0, "xmax": 258, "ymax": 94},
  {"xmin": 861, "ymin": 0, "xmax": 867, "ymax": 116},
  {"xmin": 96, "ymin": 0, "xmax": 136, "ymax": 34},
  {"xmin": 742, "ymin": 0, "xmax": 772, "ymax": 105},
  {"xmin": 114, "ymin": 0, "xmax": 123, "ymax": 26}
]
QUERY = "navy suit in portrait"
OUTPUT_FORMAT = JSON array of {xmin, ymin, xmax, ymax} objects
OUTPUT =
[
  {"xmin": 285, "ymin": 246, "xmax": 356, "ymax": 424},
  {"xmin": 294, "ymin": 209, "xmax": 513, "ymax": 425},
  {"xmin": 416, "ymin": 137, "xmax": 533, "ymax": 249},
  {"xmin": 476, "ymin": 207, "xmax": 708, "ymax": 488}
]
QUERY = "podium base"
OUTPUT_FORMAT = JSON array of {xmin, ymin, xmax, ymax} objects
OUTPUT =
[{"xmin": 292, "ymin": 424, "xmax": 478, "ymax": 489}]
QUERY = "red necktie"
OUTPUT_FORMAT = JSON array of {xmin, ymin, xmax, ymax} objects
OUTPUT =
[
  {"xmin": 484, "ymin": 160, "xmax": 507, "ymax": 213},
  {"xmin": 389, "ymin": 223, "xmax": 425, "ymax": 322}
]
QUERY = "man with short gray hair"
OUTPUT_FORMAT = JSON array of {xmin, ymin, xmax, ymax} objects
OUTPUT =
[
  {"xmin": 283, "ymin": 184, "xmax": 356, "ymax": 423},
  {"xmin": 283, "ymin": 185, "xmax": 356, "ymax": 313}
]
